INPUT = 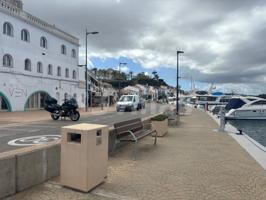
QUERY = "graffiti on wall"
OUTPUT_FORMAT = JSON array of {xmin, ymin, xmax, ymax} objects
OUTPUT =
[{"xmin": 9, "ymin": 88, "xmax": 27, "ymax": 97}]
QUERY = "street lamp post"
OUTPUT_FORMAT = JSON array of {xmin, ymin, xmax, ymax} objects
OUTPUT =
[
  {"xmin": 176, "ymin": 51, "xmax": 184, "ymax": 115},
  {"xmin": 84, "ymin": 30, "xmax": 99, "ymax": 112},
  {"xmin": 101, "ymin": 82, "xmax": 104, "ymax": 110},
  {"xmin": 78, "ymin": 30, "xmax": 99, "ymax": 112},
  {"xmin": 118, "ymin": 62, "xmax": 127, "ymax": 98}
]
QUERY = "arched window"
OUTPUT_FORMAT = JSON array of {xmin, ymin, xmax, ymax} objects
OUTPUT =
[
  {"xmin": 3, "ymin": 22, "xmax": 13, "ymax": 36},
  {"xmin": 71, "ymin": 49, "xmax": 76, "ymax": 58},
  {"xmin": 48, "ymin": 64, "xmax": 53, "ymax": 75},
  {"xmin": 24, "ymin": 59, "xmax": 31, "ymax": 71},
  {"xmin": 56, "ymin": 92, "xmax": 60, "ymax": 102},
  {"xmin": 37, "ymin": 62, "xmax": 43, "ymax": 73},
  {"xmin": 65, "ymin": 68, "xmax": 69, "ymax": 78},
  {"xmin": 64, "ymin": 93, "xmax": 68, "ymax": 101},
  {"xmin": 40, "ymin": 37, "xmax": 47, "ymax": 48},
  {"xmin": 73, "ymin": 93, "xmax": 77, "ymax": 99},
  {"xmin": 21, "ymin": 29, "xmax": 30, "ymax": 42},
  {"xmin": 82, "ymin": 93, "xmax": 85, "ymax": 103},
  {"xmin": 3, "ymin": 54, "xmax": 13, "ymax": 67},
  {"xmin": 57, "ymin": 66, "xmax": 61, "ymax": 76},
  {"xmin": 61, "ymin": 45, "xmax": 66, "ymax": 55},
  {"xmin": 72, "ymin": 70, "xmax": 76, "ymax": 79}
]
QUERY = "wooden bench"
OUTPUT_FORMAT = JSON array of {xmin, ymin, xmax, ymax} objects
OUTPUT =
[{"xmin": 114, "ymin": 118, "xmax": 157, "ymax": 159}]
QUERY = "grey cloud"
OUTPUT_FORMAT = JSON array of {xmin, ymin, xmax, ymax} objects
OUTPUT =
[
  {"xmin": 222, "ymin": 28, "xmax": 266, "ymax": 69},
  {"xmin": 24, "ymin": 0, "xmax": 158, "ymax": 51},
  {"xmin": 23, "ymin": 0, "xmax": 266, "ymax": 92},
  {"xmin": 181, "ymin": 65, "xmax": 266, "ymax": 84}
]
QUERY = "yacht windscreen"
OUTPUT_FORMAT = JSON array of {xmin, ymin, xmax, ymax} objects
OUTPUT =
[
  {"xmin": 251, "ymin": 100, "xmax": 266, "ymax": 105},
  {"xmin": 225, "ymin": 99, "xmax": 246, "ymax": 111}
]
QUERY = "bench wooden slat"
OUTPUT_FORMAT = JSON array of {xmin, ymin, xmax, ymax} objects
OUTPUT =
[
  {"xmin": 114, "ymin": 118, "xmax": 142, "ymax": 129},
  {"xmin": 115, "ymin": 123, "xmax": 143, "ymax": 135},
  {"xmin": 120, "ymin": 129, "xmax": 156, "ymax": 142},
  {"xmin": 115, "ymin": 118, "xmax": 143, "ymax": 135},
  {"xmin": 113, "ymin": 117, "xmax": 157, "ymax": 159}
]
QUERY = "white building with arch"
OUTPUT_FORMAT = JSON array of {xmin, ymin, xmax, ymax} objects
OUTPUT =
[{"xmin": 0, "ymin": 0, "xmax": 85, "ymax": 111}]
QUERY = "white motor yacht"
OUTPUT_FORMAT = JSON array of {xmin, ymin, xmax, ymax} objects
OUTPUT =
[
  {"xmin": 196, "ymin": 95, "xmax": 232, "ymax": 107},
  {"xmin": 225, "ymin": 97, "xmax": 266, "ymax": 120}
]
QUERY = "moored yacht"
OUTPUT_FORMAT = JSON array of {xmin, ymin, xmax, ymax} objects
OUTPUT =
[
  {"xmin": 196, "ymin": 95, "xmax": 232, "ymax": 107},
  {"xmin": 225, "ymin": 97, "xmax": 266, "ymax": 120}
]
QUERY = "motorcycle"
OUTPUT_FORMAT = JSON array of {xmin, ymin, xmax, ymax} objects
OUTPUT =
[{"xmin": 44, "ymin": 97, "xmax": 80, "ymax": 121}]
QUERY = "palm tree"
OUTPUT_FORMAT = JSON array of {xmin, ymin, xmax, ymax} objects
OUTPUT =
[
  {"xmin": 102, "ymin": 70, "xmax": 108, "ymax": 80},
  {"xmin": 92, "ymin": 68, "xmax": 98, "ymax": 75},
  {"xmin": 152, "ymin": 71, "xmax": 159, "ymax": 80},
  {"xmin": 104, "ymin": 68, "xmax": 113, "ymax": 80},
  {"xmin": 129, "ymin": 71, "xmax": 133, "ymax": 80},
  {"xmin": 112, "ymin": 69, "xmax": 119, "ymax": 80},
  {"xmin": 121, "ymin": 72, "xmax": 127, "ymax": 80}
]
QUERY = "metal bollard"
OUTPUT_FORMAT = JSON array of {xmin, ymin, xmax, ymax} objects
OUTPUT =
[
  {"xmin": 236, "ymin": 130, "xmax": 243, "ymax": 135},
  {"xmin": 218, "ymin": 107, "xmax": 226, "ymax": 132},
  {"xmin": 205, "ymin": 102, "xmax": 208, "ymax": 111}
]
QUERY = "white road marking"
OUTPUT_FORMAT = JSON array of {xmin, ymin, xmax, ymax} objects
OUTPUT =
[
  {"xmin": 8, "ymin": 135, "xmax": 61, "ymax": 146},
  {"xmin": 91, "ymin": 189, "xmax": 138, "ymax": 200},
  {"xmin": 28, "ymin": 129, "xmax": 41, "ymax": 133}
]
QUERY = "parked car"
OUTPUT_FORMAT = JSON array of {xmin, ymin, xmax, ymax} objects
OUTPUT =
[{"xmin": 116, "ymin": 95, "xmax": 140, "ymax": 112}]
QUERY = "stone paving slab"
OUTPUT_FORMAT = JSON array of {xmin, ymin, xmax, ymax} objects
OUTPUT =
[{"xmin": 5, "ymin": 109, "xmax": 266, "ymax": 200}]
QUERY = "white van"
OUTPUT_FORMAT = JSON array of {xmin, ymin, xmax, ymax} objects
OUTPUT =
[
  {"xmin": 116, "ymin": 95, "xmax": 140, "ymax": 112},
  {"xmin": 168, "ymin": 97, "xmax": 176, "ymax": 105}
]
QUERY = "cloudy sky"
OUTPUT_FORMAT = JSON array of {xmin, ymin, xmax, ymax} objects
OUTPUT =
[{"xmin": 24, "ymin": 0, "xmax": 266, "ymax": 94}]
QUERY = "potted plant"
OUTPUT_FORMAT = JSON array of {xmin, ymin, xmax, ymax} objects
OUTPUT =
[{"xmin": 151, "ymin": 114, "xmax": 168, "ymax": 137}]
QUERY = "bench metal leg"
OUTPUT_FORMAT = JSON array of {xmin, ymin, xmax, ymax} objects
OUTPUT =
[
  {"xmin": 154, "ymin": 130, "xmax": 158, "ymax": 145},
  {"xmin": 133, "ymin": 139, "xmax": 138, "ymax": 160},
  {"xmin": 112, "ymin": 139, "xmax": 117, "ymax": 154}
]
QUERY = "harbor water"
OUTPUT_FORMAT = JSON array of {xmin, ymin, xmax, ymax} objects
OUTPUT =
[{"xmin": 228, "ymin": 120, "xmax": 266, "ymax": 147}]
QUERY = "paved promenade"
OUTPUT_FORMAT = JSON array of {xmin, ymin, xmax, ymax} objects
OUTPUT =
[{"xmin": 5, "ymin": 109, "xmax": 266, "ymax": 200}]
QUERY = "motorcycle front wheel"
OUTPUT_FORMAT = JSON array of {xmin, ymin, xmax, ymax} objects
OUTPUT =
[
  {"xmin": 51, "ymin": 113, "xmax": 60, "ymax": 120},
  {"xmin": 70, "ymin": 111, "xmax": 80, "ymax": 121}
]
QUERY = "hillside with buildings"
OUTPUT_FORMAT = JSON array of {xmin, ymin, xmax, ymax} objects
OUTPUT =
[{"xmin": 90, "ymin": 68, "xmax": 168, "ymax": 88}]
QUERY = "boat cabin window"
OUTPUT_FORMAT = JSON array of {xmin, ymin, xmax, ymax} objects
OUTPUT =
[
  {"xmin": 197, "ymin": 96, "xmax": 217, "ymax": 101},
  {"xmin": 250, "ymin": 100, "xmax": 266, "ymax": 105},
  {"xmin": 247, "ymin": 98, "xmax": 257, "ymax": 101},
  {"xmin": 219, "ymin": 96, "xmax": 231, "ymax": 103}
]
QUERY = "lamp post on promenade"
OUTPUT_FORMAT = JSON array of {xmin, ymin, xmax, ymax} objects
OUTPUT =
[
  {"xmin": 118, "ymin": 62, "xmax": 127, "ymax": 98},
  {"xmin": 176, "ymin": 51, "xmax": 184, "ymax": 115},
  {"xmin": 80, "ymin": 30, "xmax": 99, "ymax": 112}
]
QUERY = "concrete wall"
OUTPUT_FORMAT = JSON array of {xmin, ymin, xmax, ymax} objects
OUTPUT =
[
  {"xmin": 16, "ymin": 148, "xmax": 48, "ymax": 192},
  {"xmin": 0, "ymin": 155, "xmax": 16, "ymax": 199},
  {"xmin": 0, "ymin": 142, "xmax": 60, "ymax": 199},
  {"xmin": 0, "ymin": 117, "xmax": 156, "ymax": 199}
]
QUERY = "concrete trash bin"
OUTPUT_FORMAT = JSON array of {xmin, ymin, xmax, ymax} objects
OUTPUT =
[{"xmin": 61, "ymin": 123, "xmax": 109, "ymax": 192}]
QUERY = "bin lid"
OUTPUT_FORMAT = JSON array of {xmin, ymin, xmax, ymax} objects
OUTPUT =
[{"xmin": 62, "ymin": 123, "xmax": 108, "ymax": 131}]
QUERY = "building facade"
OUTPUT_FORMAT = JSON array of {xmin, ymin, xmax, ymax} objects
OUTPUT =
[
  {"xmin": 84, "ymin": 71, "xmax": 117, "ymax": 107},
  {"xmin": 122, "ymin": 86, "xmax": 140, "ymax": 96},
  {"xmin": 0, "ymin": 0, "xmax": 85, "ymax": 111}
]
